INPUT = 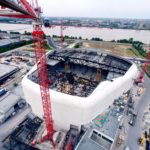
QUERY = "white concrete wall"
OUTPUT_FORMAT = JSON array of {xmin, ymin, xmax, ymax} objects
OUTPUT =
[{"xmin": 22, "ymin": 63, "xmax": 139, "ymax": 130}]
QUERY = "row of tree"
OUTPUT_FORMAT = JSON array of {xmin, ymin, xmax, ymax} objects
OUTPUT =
[
  {"xmin": 52, "ymin": 35, "xmax": 83, "ymax": 40},
  {"xmin": 0, "ymin": 40, "xmax": 33, "ymax": 53},
  {"xmin": 91, "ymin": 37, "xmax": 103, "ymax": 41},
  {"xmin": 132, "ymin": 41, "xmax": 147, "ymax": 57},
  {"xmin": 0, "ymin": 30, "xmax": 20, "ymax": 34}
]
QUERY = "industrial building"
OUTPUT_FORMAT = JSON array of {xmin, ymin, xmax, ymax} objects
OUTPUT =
[
  {"xmin": 0, "ymin": 63, "xmax": 19, "ymax": 83},
  {"xmin": 75, "ymin": 95, "xmax": 127, "ymax": 150},
  {"xmin": 0, "ymin": 91, "xmax": 25, "ymax": 124},
  {"xmin": 0, "ymin": 38, "xmax": 24, "ymax": 48},
  {"xmin": 22, "ymin": 49, "xmax": 140, "ymax": 130}
]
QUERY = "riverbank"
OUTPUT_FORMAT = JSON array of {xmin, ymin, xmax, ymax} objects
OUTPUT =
[{"xmin": 0, "ymin": 23, "xmax": 150, "ymax": 44}]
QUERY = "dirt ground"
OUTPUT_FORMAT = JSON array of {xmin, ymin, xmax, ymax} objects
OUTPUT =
[{"xmin": 81, "ymin": 41, "xmax": 137, "ymax": 57}]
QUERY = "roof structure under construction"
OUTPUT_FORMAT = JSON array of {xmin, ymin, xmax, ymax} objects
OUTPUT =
[{"xmin": 27, "ymin": 49, "xmax": 131, "ymax": 97}]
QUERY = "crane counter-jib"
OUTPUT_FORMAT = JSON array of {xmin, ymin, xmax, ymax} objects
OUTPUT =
[{"xmin": 0, "ymin": 0, "xmax": 38, "ymax": 19}]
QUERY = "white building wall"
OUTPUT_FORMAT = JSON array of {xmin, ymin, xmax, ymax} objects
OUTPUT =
[{"xmin": 22, "ymin": 63, "xmax": 139, "ymax": 130}]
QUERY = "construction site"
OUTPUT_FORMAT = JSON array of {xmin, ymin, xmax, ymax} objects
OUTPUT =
[
  {"xmin": 28, "ymin": 49, "xmax": 131, "ymax": 96},
  {"xmin": 0, "ymin": 0, "xmax": 150, "ymax": 150}
]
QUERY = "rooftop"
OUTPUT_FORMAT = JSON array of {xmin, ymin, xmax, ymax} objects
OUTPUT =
[
  {"xmin": 76, "ymin": 96, "xmax": 126, "ymax": 150},
  {"xmin": 0, "ymin": 92, "xmax": 20, "ymax": 113},
  {"xmin": 0, "ymin": 38, "xmax": 22, "ymax": 47},
  {"xmin": 76, "ymin": 128, "xmax": 111, "ymax": 150},
  {"xmin": 0, "ymin": 63, "xmax": 19, "ymax": 83}
]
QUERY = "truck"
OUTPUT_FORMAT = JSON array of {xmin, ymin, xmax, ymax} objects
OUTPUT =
[{"xmin": 0, "ymin": 88, "xmax": 7, "ymax": 97}]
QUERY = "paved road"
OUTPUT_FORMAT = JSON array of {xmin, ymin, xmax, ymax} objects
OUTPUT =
[
  {"xmin": 67, "ymin": 40, "xmax": 80, "ymax": 48},
  {"xmin": 126, "ymin": 75, "xmax": 150, "ymax": 150}
]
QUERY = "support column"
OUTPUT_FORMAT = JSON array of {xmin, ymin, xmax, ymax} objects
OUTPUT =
[
  {"xmin": 96, "ymin": 69, "xmax": 101, "ymax": 82},
  {"xmin": 65, "ymin": 62, "xmax": 70, "ymax": 72}
]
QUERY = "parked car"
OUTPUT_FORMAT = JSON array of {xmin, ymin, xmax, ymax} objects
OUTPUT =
[{"xmin": 129, "ymin": 113, "xmax": 137, "ymax": 126}]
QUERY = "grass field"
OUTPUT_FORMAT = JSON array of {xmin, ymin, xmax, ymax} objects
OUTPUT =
[
  {"xmin": 81, "ymin": 41, "xmax": 143, "ymax": 58},
  {"xmin": 23, "ymin": 43, "xmax": 52, "ymax": 52}
]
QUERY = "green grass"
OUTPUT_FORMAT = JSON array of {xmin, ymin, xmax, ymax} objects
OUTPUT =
[
  {"xmin": 128, "ymin": 47, "xmax": 145, "ymax": 58},
  {"xmin": 30, "ymin": 43, "xmax": 52, "ymax": 52},
  {"xmin": 45, "ymin": 43, "xmax": 52, "ymax": 50},
  {"xmin": 74, "ymin": 42, "xmax": 82, "ymax": 48}
]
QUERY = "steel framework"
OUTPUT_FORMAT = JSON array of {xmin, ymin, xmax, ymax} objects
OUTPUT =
[
  {"xmin": 32, "ymin": 24, "xmax": 54, "ymax": 144},
  {"xmin": 136, "ymin": 52, "xmax": 150, "ymax": 83},
  {"xmin": 0, "ymin": 0, "xmax": 54, "ymax": 146}
]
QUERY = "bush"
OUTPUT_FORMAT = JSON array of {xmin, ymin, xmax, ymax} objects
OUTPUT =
[
  {"xmin": 132, "ymin": 41, "xmax": 146, "ymax": 57},
  {"xmin": 24, "ymin": 31, "xmax": 32, "ymax": 35},
  {"xmin": 74, "ymin": 42, "xmax": 82, "ymax": 48}
]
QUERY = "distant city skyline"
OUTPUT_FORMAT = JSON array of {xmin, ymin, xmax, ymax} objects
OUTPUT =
[{"xmin": 38, "ymin": 0, "xmax": 150, "ymax": 19}]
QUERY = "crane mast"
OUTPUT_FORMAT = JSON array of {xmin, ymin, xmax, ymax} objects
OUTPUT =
[
  {"xmin": 0, "ymin": 0, "xmax": 54, "ymax": 146},
  {"xmin": 136, "ymin": 52, "xmax": 150, "ymax": 83},
  {"xmin": 32, "ymin": 23, "xmax": 54, "ymax": 144}
]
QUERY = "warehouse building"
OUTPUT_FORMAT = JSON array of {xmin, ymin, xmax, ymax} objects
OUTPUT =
[
  {"xmin": 0, "ymin": 92, "xmax": 24, "ymax": 124},
  {"xmin": 0, "ymin": 64, "xmax": 19, "ymax": 83}
]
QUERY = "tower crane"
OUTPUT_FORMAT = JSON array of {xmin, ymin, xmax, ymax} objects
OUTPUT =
[{"xmin": 0, "ymin": 0, "xmax": 54, "ymax": 146}]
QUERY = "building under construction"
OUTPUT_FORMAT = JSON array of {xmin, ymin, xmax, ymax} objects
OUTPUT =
[{"xmin": 22, "ymin": 48, "xmax": 140, "ymax": 130}]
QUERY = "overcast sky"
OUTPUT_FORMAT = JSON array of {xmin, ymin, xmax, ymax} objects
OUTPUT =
[{"xmin": 38, "ymin": 0, "xmax": 150, "ymax": 19}]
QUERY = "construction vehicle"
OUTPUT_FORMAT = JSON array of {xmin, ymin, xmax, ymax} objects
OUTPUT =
[{"xmin": 138, "ymin": 134, "xmax": 145, "ymax": 146}]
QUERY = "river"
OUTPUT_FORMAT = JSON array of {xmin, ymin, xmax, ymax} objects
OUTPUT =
[{"xmin": 0, "ymin": 23, "xmax": 150, "ymax": 44}]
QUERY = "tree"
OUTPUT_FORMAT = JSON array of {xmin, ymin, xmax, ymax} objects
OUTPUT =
[
  {"xmin": 24, "ymin": 31, "xmax": 32, "ymax": 35},
  {"xmin": 111, "ymin": 40, "xmax": 116, "ymax": 42},
  {"xmin": 91, "ymin": 37, "xmax": 103, "ymax": 41},
  {"xmin": 79, "ymin": 36, "xmax": 82, "ymax": 40},
  {"xmin": 129, "ymin": 38, "xmax": 133, "ymax": 44}
]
